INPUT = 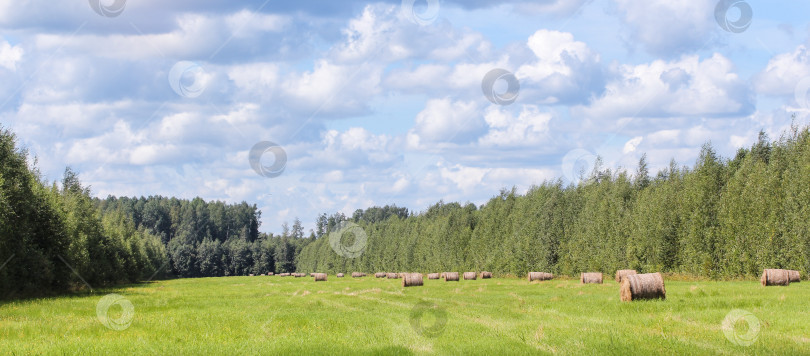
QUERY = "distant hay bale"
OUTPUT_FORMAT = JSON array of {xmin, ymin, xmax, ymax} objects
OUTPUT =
[
  {"xmin": 427, "ymin": 273, "xmax": 440, "ymax": 280},
  {"xmin": 386, "ymin": 273, "xmax": 399, "ymax": 279},
  {"xmin": 351, "ymin": 272, "xmax": 363, "ymax": 278},
  {"xmin": 787, "ymin": 270, "xmax": 801, "ymax": 283},
  {"xmin": 375, "ymin": 272, "xmax": 386, "ymax": 278},
  {"xmin": 480, "ymin": 271, "xmax": 492, "ymax": 279},
  {"xmin": 463, "ymin": 272, "xmax": 477, "ymax": 280},
  {"xmin": 268, "ymin": 272, "xmax": 274, "ymax": 276},
  {"xmin": 761, "ymin": 269, "xmax": 790, "ymax": 286},
  {"xmin": 615, "ymin": 269, "xmax": 637, "ymax": 283},
  {"xmin": 402, "ymin": 273, "xmax": 424, "ymax": 287},
  {"xmin": 313, "ymin": 273, "xmax": 327, "ymax": 281},
  {"xmin": 249, "ymin": 273, "xmax": 254, "ymax": 276},
  {"xmin": 580, "ymin": 272, "xmax": 603, "ymax": 284},
  {"xmin": 279, "ymin": 273, "xmax": 290, "ymax": 277},
  {"xmin": 444, "ymin": 272, "xmax": 459, "ymax": 281},
  {"xmin": 620, "ymin": 272, "xmax": 666, "ymax": 301},
  {"xmin": 336, "ymin": 273, "xmax": 345, "ymax": 278},
  {"xmin": 527, "ymin": 272, "xmax": 553, "ymax": 281}
]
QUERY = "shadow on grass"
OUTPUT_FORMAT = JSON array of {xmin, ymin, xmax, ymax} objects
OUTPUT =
[{"xmin": 0, "ymin": 278, "xmax": 176, "ymax": 306}]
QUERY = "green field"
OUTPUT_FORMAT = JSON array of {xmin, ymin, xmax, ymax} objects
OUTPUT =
[{"xmin": 1, "ymin": 275, "xmax": 808, "ymax": 355}]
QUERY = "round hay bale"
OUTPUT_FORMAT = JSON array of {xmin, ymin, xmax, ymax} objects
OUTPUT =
[
  {"xmin": 351, "ymin": 272, "xmax": 363, "ymax": 278},
  {"xmin": 527, "ymin": 272, "xmax": 553, "ymax": 281},
  {"xmin": 295, "ymin": 273, "xmax": 305, "ymax": 278},
  {"xmin": 279, "ymin": 273, "xmax": 289, "ymax": 277},
  {"xmin": 268, "ymin": 272, "xmax": 274, "ymax": 276},
  {"xmin": 463, "ymin": 272, "xmax": 477, "ymax": 280},
  {"xmin": 581, "ymin": 272, "xmax": 603, "ymax": 284},
  {"xmin": 615, "ymin": 269, "xmax": 637, "ymax": 283},
  {"xmin": 761, "ymin": 269, "xmax": 790, "ymax": 286},
  {"xmin": 314, "ymin": 273, "xmax": 327, "ymax": 281},
  {"xmin": 386, "ymin": 273, "xmax": 399, "ymax": 279},
  {"xmin": 336, "ymin": 273, "xmax": 345, "ymax": 278},
  {"xmin": 375, "ymin": 272, "xmax": 386, "ymax": 278},
  {"xmin": 444, "ymin": 272, "xmax": 459, "ymax": 281},
  {"xmin": 402, "ymin": 273, "xmax": 424, "ymax": 287},
  {"xmin": 249, "ymin": 273, "xmax": 254, "ymax": 277},
  {"xmin": 787, "ymin": 270, "xmax": 801, "ymax": 283},
  {"xmin": 427, "ymin": 273, "xmax": 440, "ymax": 280},
  {"xmin": 480, "ymin": 271, "xmax": 493, "ymax": 279},
  {"xmin": 620, "ymin": 272, "xmax": 666, "ymax": 301}
]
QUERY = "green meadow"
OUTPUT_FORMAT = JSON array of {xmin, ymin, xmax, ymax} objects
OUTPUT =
[{"xmin": 1, "ymin": 276, "xmax": 808, "ymax": 355}]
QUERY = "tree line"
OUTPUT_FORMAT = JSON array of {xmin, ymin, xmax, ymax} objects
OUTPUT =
[
  {"xmin": 297, "ymin": 124, "xmax": 810, "ymax": 279},
  {"xmin": 0, "ymin": 127, "xmax": 308, "ymax": 298},
  {"xmin": 3, "ymin": 123, "xmax": 810, "ymax": 298}
]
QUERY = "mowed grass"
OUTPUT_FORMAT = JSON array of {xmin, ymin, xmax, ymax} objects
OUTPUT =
[{"xmin": 1, "ymin": 275, "xmax": 809, "ymax": 355}]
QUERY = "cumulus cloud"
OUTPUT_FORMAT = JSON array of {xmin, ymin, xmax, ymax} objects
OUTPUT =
[
  {"xmin": 0, "ymin": 39, "xmax": 23, "ymax": 71},
  {"xmin": 407, "ymin": 99, "xmax": 486, "ymax": 148},
  {"xmin": 479, "ymin": 105, "xmax": 552, "ymax": 147},
  {"xmin": 576, "ymin": 53, "xmax": 753, "ymax": 121},
  {"xmin": 755, "ymin": 45, "xmax": 810, "ymax": 96},
  {"xmin": 613, "ymin": 0, "xmax": 717, "ymax": 57},
  {"xmin": 437, "ymin": 161, "xmax": 557, "ymax": 195},
  {"xmin": 516, "ymin": 29, "xmax": 603, "ymax": 105},
  {"xmin": 297, "ymin": 127, "xmax": 401, "ymax": 171}
]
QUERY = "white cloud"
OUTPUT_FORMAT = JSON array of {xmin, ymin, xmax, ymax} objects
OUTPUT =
[
  {"xmin": 755, "ymin": 45, "xmax": 810, "ymax": 96},
  {"xmin": 407, "ymin": 99, "xmax": 486, "ymax": 147},
  {"xmin": 437, "ymin": 162, "xmax": 557, "ymax": 194},
  {"xmin": 0, "ymin": 39, "xmax": 22, "ymax": 70},
  {"xmin": 613, "ymin": 0, "xmax": 716, "ymax": 57},
  {"xmin": 622, "ymin": 136, "xmax": 643, "ymax": 154},
  {"xmin": 516, "ymin": 29, "xmax": 602, "ymax": 104},
  {"xmin": 479, "ymin": 105, "xmax": 552, "ymax": 147},
  {"xmin": 577, "ymin": 53, "xmax": 753, "ymax": 120}
]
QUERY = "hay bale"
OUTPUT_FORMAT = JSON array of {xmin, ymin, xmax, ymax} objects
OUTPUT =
[
  {"xmin": 268, "ymin": 272, "xmax": 274, "ymax": 276},
  {"xmin": 313, "ymin": 273, "xmax": 327, "ymax": 281},
  {"xmin": 787, "ymin": 270, "xmax": 801, "ymax": 283},
  {"xmin": 761, "ymin": 269, "xmax": 790, "ymax": 286},
  {"xmin": 402, "ymin": 273, "xmax": 424, "ymax": 287},
  {"xmin": 279, "ymin": 273, "xmax": 290, "ymax": 277},
  {"xmin": 620, "ymin": 272, "xmax": 666, "ymax": 301},
  {"xmin": 336, "ymin": 273, "xmax": 345, "ymax": 278},
  {"xmin": 480, "ymin": 271, "xmax": 493, "ymax": 279},
  {"xmin": 463, "ymin": 272, "xmax": 477, "ymax": 280},
  {"xmin": 581, "ymin": 272, "xmax": 603, "ymax": 284},
  {"xmin": 375, "ymin": 272, "xmax": 386, "ymax": 278},
  {"xmin": 427, "ymin": 273, "xmax": 440, "ymax": 280},
  {"xmin": 351, "ymin": 272, "xmax": 363, "ymax": 278},
  {"xmin": 527, "ymin": 272, "xmax": 553, "ymax": 281},
  {"xmin": 615, "ymin": 269, "xmax": 637, "ymax": 283},
  {"xmin": 386, "ymin": 273, "xmax": 399, "ymax": 279},
  {"xmin": 294, "ymin": 273, "xmax": 304, "ymax": 278},
  {"xmin": 444, "ymin": 272, "xmax": 459, "ymax": 281}
]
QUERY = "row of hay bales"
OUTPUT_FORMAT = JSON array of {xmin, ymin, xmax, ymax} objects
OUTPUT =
[
  {"xmin": 524, "ymin": 270, "xmax": 665, "ymax": 302},
  {"xmin": 275, "ymin": 268, "xmax": 801, "ymax": 302}
]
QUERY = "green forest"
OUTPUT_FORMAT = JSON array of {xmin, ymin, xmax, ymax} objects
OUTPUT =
[{"xmin": 2, "ymin": 123, "xmax": 810, "ymax": 299}]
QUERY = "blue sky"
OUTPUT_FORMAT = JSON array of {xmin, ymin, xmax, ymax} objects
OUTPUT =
[{"xmin": 1, "ymin": 0, "xmax": 809, "ymax": 234}]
